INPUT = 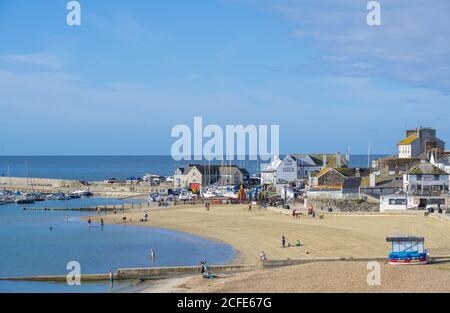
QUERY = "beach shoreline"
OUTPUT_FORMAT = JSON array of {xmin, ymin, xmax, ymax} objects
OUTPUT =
[
  {"xmin": 88, "ymin": 203, "xmax": 450, "ymax": 264},
  {"xmin": 85, "ymin": 203, "xmax": 450, "ymax": 293}
]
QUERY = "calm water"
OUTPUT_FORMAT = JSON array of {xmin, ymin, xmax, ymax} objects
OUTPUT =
[
  {"xmin": 0, "ymin": 198, "xmax": 235, "ymax": 293},
  {"xmin": 0, "ymin": 154, "xmax": 386, "ymax": 293},
  {"xmin": 0, "ymin": 155, "xmax": 387, "ymax": 181}
]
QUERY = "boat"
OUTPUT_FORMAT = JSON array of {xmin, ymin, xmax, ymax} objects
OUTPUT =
[
  {"xmin": 388, "ymin": 251, "xmax": 428, "ymax": 265},
  {"xmin": 30, "ymin": 193, "xmax": 46, "ymax": 202},
  {"xmin": 69, "ymin": 192, "xmax": 81, "ymax": 199},
  {"xmin": 178, "ymin": 190, "xmax": 197, "ymax": 201},
  {"xmin": 46, "ymin": 194, "xmax": 58, "ymax": 200},
  {"xmin": 201, "ymin": 189, "xmax": 220, "ymax": 199},
  {"xmin": 55, "ymin": 193, "xmax": 70, "ymax": 200},
  {"xmin": 47, "ymin": 193, "xmax": 70, "ymax": 201},
  {"xmin": 223, "ymin": 191, "xmax": 238, "ymax": 199},
  {"xmin": 71, "ymin": 190, "xmax": 92, "ymax": 197},
  {"xmin": 3, "ymin": 196, "xmax": 16, "ymax": 204},
  {"xmin": 15, "ymin": 196, "xmax": 35, "ymax": 204},
  {"xmin": 386, "ymin": 235, "xmax": 429, "ymax": 265},
  {"xmin": 0, "ymin": 192, "xmax": 16, "ymax": 204}
]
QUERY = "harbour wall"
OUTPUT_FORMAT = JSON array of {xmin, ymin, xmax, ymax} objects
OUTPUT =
[
  {"xmin": 116, "ymin": 264, "xmax": 259, "ymax": 280},
  {"xmin": 0, "ymin": 176, "xmax": 171, "ymax": 197},
  {"xmin": 3, "ymin": 255, "xmax": 450, "ymax": 282}
]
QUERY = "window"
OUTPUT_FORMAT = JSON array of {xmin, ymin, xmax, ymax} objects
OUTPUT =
[
  {"xmin": 389, "ymin": 199, "xmax": 406, "ymax": 205},
  {"xmin": 416, "ymin": 175, "xmax": 422, "ymax": 181},
  {"xmin": 434, "ymin": 175, "xmax": 440, "ymax": 181}
]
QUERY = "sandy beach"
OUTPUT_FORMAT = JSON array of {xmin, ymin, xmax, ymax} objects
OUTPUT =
[
  {"xmin": 89, "ymin": 204, "xmax": 450, "ymax": 293},
  {"xmin": 92, "ymin": 204, "xmax": 450, "ymax": 264},
  {"xmin": 173, "ymin": 262, "xmax": 450, "ymax": 293}
]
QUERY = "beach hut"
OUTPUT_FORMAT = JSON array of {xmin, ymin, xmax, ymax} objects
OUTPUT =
[{"xmin": 386, "ymin": 235, "xmax": 428, "ymax": 265}]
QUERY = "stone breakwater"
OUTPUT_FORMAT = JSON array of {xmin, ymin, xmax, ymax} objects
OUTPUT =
[{"xmin": 0, "ymin": 176, "xmax": 170, "ymax": 198}]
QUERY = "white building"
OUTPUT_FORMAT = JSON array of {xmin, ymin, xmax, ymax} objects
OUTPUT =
[
  {"xmin": 403, "ymin": 161, "xmax": 449, "ymax": 208},
  {"xmin": 260, "ymin": 153, "xmax": 348, "ymax": 184},
  {"xmin": 431, "ymin": 154, "xmax": 450, "ymax": 174},
  {"xmin": 380, "ymin": 194, "xmax": 408, "ymax": 212},
  {"xmin": 398, "ymin": 127, "xmax": 445, "ymax": 159},
  {"xmin": 261, "ymin": 158, "xmax": 296, "ymax": 184}
]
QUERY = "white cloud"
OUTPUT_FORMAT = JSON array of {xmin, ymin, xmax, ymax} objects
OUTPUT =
[{"xmin": 242, "ymin": 0, "xmax": 450, "ymax": 91}]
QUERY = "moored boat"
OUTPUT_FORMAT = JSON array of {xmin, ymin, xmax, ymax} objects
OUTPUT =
[{"xmin": 15, "ymin": 196, "xmax": 35, "ymax": 204}]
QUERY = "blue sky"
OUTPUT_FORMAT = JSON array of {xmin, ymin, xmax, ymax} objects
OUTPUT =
[{"xmin": 0, "ymin": 0, "xmax": 449, "ymax": 155}]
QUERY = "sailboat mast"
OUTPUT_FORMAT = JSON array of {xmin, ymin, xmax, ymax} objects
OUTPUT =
[{"xmin": 25, "ymin": 161, "xmax": 29, "ymax": 190}]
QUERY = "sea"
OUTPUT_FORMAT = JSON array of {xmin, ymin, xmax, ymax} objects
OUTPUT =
[
  {"xmin": 0, "ymin": 155, "xmax": 387, "ymax": 181},
  {"xmin": 0, "ymin": 155, "xmax": 385, "ymax": 293}
]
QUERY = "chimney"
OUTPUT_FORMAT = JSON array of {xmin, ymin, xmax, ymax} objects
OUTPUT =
[
  {"xmin": 356, "ymin": 168, "xmax": 361, "ymax": 177},
  {"xmin": 370, "ymin": 172, "xmax": 376, "ymax": 187},
  {"xmin": 336, "ymin": 152, "xmax": 341, "ymax": 168}
]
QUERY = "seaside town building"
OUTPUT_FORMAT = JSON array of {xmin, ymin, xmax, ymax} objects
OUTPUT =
[
  {"xmin": 431, "ymin": 154, "xmax": 450, "ymax": 174},
  {"xmin": 371, "ymin": 127, "xmax": 447, "ymax": 195},
  {"xmin": 379, "ymin": 194, "xmax": 408, "ymax": 212},
  {"xmin": 260, "ymin": 153, "xmax": 348, "ymax": 185},
  {"xmin": 306, "ymin": 167, "xmax": 371, "ymax": 200},
  {"xmin": 398, "ymin": 127, "xmax": 445, "ymax": 159},
  {"xmin": 403, "ymin": 161, "xmax": 449, "ymax": 209},
  {"xmin": 173, "ymin": 164, "xmax": 249, "ymax": 189}
]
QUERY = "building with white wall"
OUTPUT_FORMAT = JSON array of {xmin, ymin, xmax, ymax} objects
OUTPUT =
[
  {"xmin": 380, "ymin": 194, "xmax": 408, "ymax": 212},
  {"xmin": 398, "ymin": 127, "xmax": 445, "ymax": 159},
  {"xmin": 431, "ymin": 155, "xmax": 450, "ymax": 174},
  {"xmin": 403, "ymin": 161, "xmax": 449, "ymax": 208}
]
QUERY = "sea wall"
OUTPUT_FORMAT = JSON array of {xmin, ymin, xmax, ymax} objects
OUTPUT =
[
  {"xmin": 0, "ymin": 176, "xmax": 165, "ymax": 197},
  {"xmin": 116, "ymin": 264, "xmax": 259, "ymax": 280},
  {"xmin": 305, "ymin": 198, "xmax": 380, "ymax": 212},
  {"xmin": 0, "ymin": 177, "xmax": 84, "ymax": 192}
]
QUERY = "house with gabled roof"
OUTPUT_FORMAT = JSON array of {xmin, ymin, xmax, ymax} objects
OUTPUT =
[
  {"xmin": 403, "ymin": 161, "xmax": 449, "ymax": 208},
  {"xmin": 289, "ymin": 153, "xmax": 348, "ymax": 179},
  {"xmin": 260, "ymin": 153, "xmax": 348, "ymax": 184},
  {"xmin": 310, "ymin": 167, "xmax": 371, "ymax": 189},
  {"xmin": 431, "ymin": 154, "xmax": 450, "ymax": 174},
  {"xmin": 306, "ymin": 167, "xmax": 370, "ymax": 200},
  {"xmin": 174, "ymin": 164, "xmax": 249, "ymax": 189}
]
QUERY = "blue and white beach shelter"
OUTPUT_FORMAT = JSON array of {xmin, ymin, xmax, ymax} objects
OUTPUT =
[{"xmin": 386, "ymin": 235, "xmax": 428, "ymax": 265}]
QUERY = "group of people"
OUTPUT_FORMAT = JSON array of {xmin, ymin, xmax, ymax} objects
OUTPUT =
[{"xmin": 281, "ymin": 234, "xmax": 301, "ymax": 248}]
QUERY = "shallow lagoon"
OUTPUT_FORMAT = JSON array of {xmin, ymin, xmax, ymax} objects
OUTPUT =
[{"xmin": 0, "ymin": 198, "xmax": 235, "ymax": 293}]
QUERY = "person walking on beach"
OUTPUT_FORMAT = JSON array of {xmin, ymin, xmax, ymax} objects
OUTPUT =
[
  {"xmin": 248, "ymin": 203, "xmax": 252, "ymax": 212},
  {"xmin": 100, "ymin": 218, "xmax": 104, "ymax": 228},
  {"xmin": 281, "ymin": 234, "xmax": 286, "ymax": 248},
  {"xmin": 150, "ymin": 249, "xmax": 156, "ymax": 264},
  {"xmin": 259, "ymin": 251, "xmax": 266, "ymax": 262},
  {"xmin": 108, "ymin": 270, "xmax": 114, "ymax": 288}
]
